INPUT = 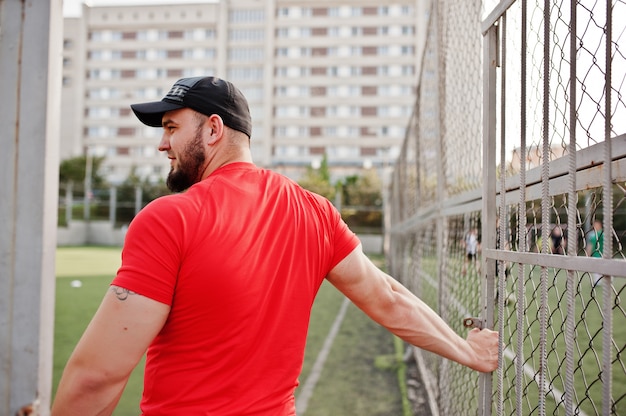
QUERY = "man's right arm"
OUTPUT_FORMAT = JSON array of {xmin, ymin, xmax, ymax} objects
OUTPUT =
[
  {"xmin": 326, "ymin": 245, "xmax": 499, "ymax": 373},
  {"xmin": 51, "ymin": 286, "xmax": 170, "ymax": 415}
]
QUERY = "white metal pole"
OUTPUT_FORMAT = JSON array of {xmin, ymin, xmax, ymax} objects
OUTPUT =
[{"xmin": 0, "ymin": 0, "xmax": 62, "ymax": 414}]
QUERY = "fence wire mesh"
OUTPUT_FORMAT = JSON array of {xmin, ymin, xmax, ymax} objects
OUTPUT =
[{"xmin": 386, "ymin": 1, "xmax": 626, "ymax": 415}]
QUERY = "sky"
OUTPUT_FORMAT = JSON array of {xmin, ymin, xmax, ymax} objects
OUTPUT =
[{"xmin": 63, "ymin": 0, "xmax": 214, "ymax": 17}]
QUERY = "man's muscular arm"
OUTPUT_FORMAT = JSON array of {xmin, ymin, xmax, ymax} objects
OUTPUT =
[
  {"xmin": 51, "ymin": 286, "xmax": 170, "ymax": 416},
  {"xmin": 326, "ymin": 245, "xmax": 499, "ymax": 373}
]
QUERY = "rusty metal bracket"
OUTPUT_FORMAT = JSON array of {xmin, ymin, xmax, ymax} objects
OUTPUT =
[{"xmin": 463, "ymin": 317, "xmax": 485, "ymax": 329}]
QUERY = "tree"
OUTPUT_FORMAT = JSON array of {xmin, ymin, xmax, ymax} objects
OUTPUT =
[
  {"xmin": 342, "ymin": 169, "xmax": 382, "ymax": 207},
  {"xmin": 339, "ymin": 169, "xmax": 383, "ymax": 232},
  {"xmin": 297, "ymin": 154, "xmax": 336, "ymax": 201},
  {"xmin": 59, "ymin": 155, "xmax": 106, "ymax": 188}
]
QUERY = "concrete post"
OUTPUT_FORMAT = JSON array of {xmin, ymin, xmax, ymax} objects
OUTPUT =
[
  {"xmin": 110, "ymin": 186, "xmax": 117, "ymax": 226},
  {"xmin": 65, "ymin": 182, "xmax": 74, "ymax": 225},
  {"xmin": 134, "ymin": 186, "xmax": 143, "ymax": 215},
  {"xmin": 0, "ymin": 1, "xmax": 63, "ymax": 414}
]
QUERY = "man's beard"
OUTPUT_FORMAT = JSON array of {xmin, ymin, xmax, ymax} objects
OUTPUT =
[{"xmin": 166, "ymin": 126, "xmax": 206, "ymax": 192}]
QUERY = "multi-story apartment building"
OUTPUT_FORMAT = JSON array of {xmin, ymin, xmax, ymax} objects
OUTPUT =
[{"xmin": 62, "ymin": 1, "xmax": 420, "ymax": 184}]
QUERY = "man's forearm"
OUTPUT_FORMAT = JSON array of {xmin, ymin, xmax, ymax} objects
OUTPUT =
[
  {"xmin": 366, "ymin": 274, "xmax": 498, "ymax": 372},
  {"xmin": 51, "ymin": 364, "xmax": 127, "ymax": 415}
]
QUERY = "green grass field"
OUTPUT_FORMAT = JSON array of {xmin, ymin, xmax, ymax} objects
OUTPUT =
[
  {"xmin": 387, "ymin": 253, "xmax": 625, "ymax": 414},
  {"xmin": 54, "ymin": 246, "xmax": 403, "ymax": 415},
  {"xmin": 498, "ymin": 264, "xmax": 626, "ymax": 415}
]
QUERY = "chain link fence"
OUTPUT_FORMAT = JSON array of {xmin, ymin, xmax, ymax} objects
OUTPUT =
[{"xmin": 386, "ymin": 1, "xmax": 625, "ymax": 415}]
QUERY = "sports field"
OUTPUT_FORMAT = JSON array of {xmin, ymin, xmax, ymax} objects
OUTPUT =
[{"xmin": 54, "ymin": 246, "xmax": 406, "ymax": 415}]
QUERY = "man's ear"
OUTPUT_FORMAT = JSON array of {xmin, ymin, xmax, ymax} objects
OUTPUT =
[{"xmin": 206, "ymin": 114, "xmax": 225, "ymax": 144}]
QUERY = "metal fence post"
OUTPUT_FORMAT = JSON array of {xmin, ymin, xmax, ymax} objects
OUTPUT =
[{"xmin": 480, "ymin": 21, "xmax": 498, "ymax": 416}]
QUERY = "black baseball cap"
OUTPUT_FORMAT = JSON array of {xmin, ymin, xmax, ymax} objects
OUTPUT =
[{"xmin": 130, "ymin": 76, "xmax": 252, "ymax": 138}]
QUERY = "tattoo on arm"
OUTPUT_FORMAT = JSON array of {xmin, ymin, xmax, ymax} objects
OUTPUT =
[{"xmin": 110, "ymin": 286, "xmax": 136, "ymax": 301}]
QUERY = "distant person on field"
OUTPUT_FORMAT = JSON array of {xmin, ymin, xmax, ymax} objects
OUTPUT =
[
  {"xmin": 550, "ymin": 225, "xmax": 566, "ymax": 255},
  {"xmin": 463, "ymin": 227, "xmax": 479, "ymax": 275},
  {"xmin": 52, "ymin": 76, "xmax": 499, "ymax": 416},
  {"xmin": 586, "ymin": 220, "xmax": 604, "ymax": 285}
]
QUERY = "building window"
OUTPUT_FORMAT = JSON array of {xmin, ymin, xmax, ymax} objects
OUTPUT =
[
  {"xmin": 328, "ymin": 85, "xmax": 359, "ymax": 96},
  {"xmin": 183, "ymin": 68, "xmax": 216, "ymax": 77},
  {"xmin": 311, "ymin": 87, "xmax": 326, "ymax": 96},
  {"xmin": 363, "ymin": 7, "xmax": 377, "ymax": 16},
  {"xmin": 118, "ymin": 127, "xmax": 136, "ymax": 136},
  {"xmin": 328, "ymin": 106, "xmax": 359, "ymax": 117},
  {"xmin": 277, "ymin": 27, "xmax": 311, "ymax": 38},
  {"xmin": 362, "ymin": 46, "xmax": 377, "ymax": 56},
  {"xmin": 275, "ymin": 66, "xmax": 308, "ymax": 78},
  {"xmin": 274, "ymin": 146, "xmax": 307, "ymax": 157},
  {"xmin": 362, "ymin": 85, "xmax": 377, "ymax": 95},
  {"xmin": 361, "ymin": 147, "xmax": 377, "ymax": 156},
  {"xmin": 230, "ymin": 9, "xmax": 265, "ymax": 23},
  {"xmin": 121, "ymin": 69, "xmax": 136, "ymax": 78},
  {"xmin": 277, "ymin": 7, "xmax": 311, "ymax": 18},
  {"xmin": 327, "ymin": 146, "xmax": 359, "ymax": 158},
  {"xmin": 88, "ymin": 107, "xmax": 120, "ymax": 118},
  {"xmin": 168, "ymin": 69, "xmax": 183, "ymax": 78},
  {"xmin": 311, "ymin": 27, "xmax": 327, "ymax": 36},
  {"xmin": 362, "ymin": 66, "xmax": 377, "ymax": 76},
  {"xmin": 275, "ymin": 106, "xmax": 309, "ymax": 118},
  {"xmin": 311, "ymin": 107, "xmax": 326, "ymax": 117},
  {"xmin": 227, "ymin": 67, "xmax": 263, "ymax": 81},
  {"xmin": 186, "ymin": 28, "xmax": 216, "ymax": 40},
  {"xmin": 274, "ymin": 85, "xmax": 309, "ymax": 97},
  {"xmin": 361, "ymin": 106, "xmax": 377, "ymax": 116},
  {"xmin": 329, "ymin": 66, "xmax": 358, "ymax": 77},
  {"xmin": 167, "ymin": 50, "xmax": 183, "ymax": 58},
  {"xmin": 230, "ymin": 48, "xmax": 263, "ymax": 61},
  {"xmin": 363, "ymin": 27, "xmax": 377, "ymax": 36},
  {"xmin": 229, "ymin": 29, "xmax": 265, "ymax": 41},
  {"xmin": 360, "ymin": 126, "xmax": 377, "ymax": 137},
  {"xmin": 184, "ymin": 48, "xmax": 216, "ymax": 59}
]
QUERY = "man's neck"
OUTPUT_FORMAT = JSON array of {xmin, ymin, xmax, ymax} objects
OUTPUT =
[{"xmin": 201, "ymin": 147, "xmax": 253, "ymax": 179}]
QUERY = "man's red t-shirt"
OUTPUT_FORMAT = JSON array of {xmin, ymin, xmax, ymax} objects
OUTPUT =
[{"xmin": 112, "ymin": 162, "xmax": 360, "ymax": 415}]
